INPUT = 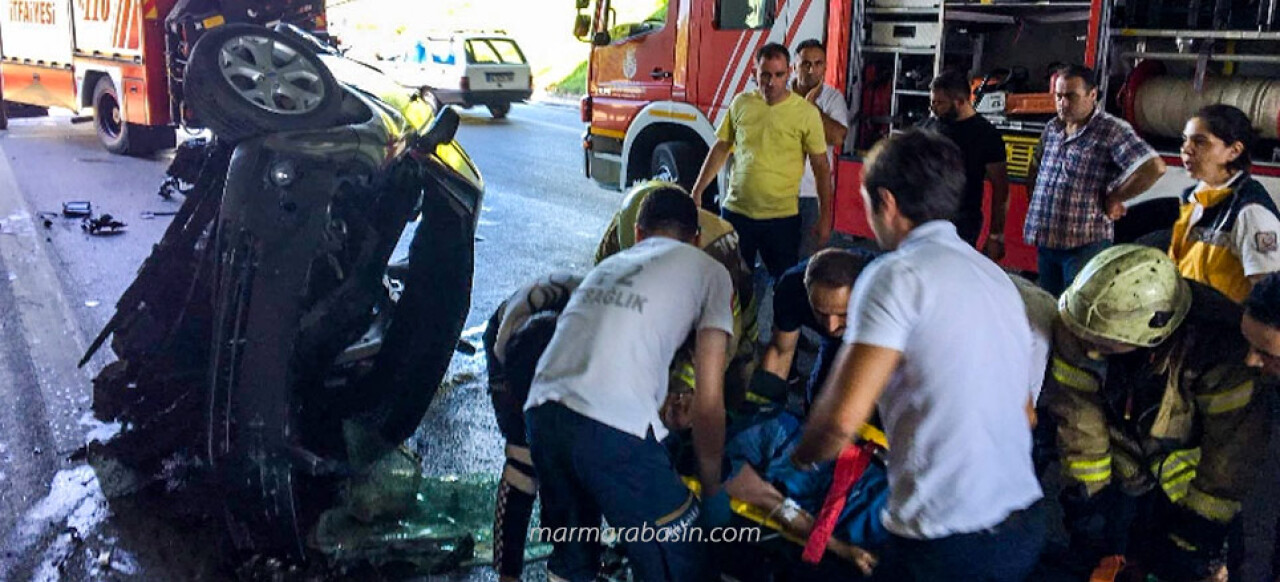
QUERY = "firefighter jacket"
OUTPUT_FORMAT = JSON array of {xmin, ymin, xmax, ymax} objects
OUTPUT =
[{"xmin": 1043, "ymin": 281, "xmax": 1267, "ymax": 538}]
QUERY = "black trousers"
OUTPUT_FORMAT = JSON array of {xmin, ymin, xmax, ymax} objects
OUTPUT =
[{"xmin": 720, "ymin": 209, "xmax": 800, "ymax": 280}]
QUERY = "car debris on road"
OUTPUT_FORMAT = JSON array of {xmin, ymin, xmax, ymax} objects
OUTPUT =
[
  {"xmin": 81, "ymin": 214, "xmax": 126, "ymax": 235},
  {"xmin": 62, "ymin": 201, "xmax": 92, "ymax": 218}
]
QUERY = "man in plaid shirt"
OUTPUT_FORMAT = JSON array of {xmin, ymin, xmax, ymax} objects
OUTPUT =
[{"xmin": 1024, "ymin": 65, "xmax": 1166, "ymax": 295}]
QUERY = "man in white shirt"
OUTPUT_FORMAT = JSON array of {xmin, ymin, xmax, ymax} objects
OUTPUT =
[
  {"xmin": 792, "ymin": 38, "xmax": 849, "ymax": 257},
  {"xmin": 791, "ymin": 130, "xmax": 1046, "ymax": 581},
  {"xmin": 524, "ymin": 187, "xmax": 735, "ymax": 582}
]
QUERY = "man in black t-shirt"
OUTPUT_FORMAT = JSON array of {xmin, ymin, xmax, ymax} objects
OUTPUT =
[
  {"xmin": 754, "ymin": 248, "xmax": 876, "ymax": 412},
  {"xmin": 920, "ymin": 70, "xmax": 1011, "ymax": 260}
]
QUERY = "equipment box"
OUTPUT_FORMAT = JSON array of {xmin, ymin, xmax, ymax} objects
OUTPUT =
[{"xmin": 869, "ymin": 22, "xmax": 942, "ymax": 48}]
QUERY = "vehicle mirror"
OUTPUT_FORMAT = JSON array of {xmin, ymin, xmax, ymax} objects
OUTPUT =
[
  {"xmin": 592, "ymin": 31, "xmax": 611, "ymax": 46},
  {"xmin": 574, "ymin": 14, "xmax": 592, "ymax": 41},
  {"xmin": 417, "ymin": 106, "xmax": 461, "ymax": 152}
]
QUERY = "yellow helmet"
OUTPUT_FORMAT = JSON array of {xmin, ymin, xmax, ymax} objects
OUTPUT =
[
  {"xmin": 1059, "ymin": 244, "xmax": 1192, "ymax": 348},
  {"xmin": 615, "ymin": 180, "xmax": 687, "ymax": 249}
]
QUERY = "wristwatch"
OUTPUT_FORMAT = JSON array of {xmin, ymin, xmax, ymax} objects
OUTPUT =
[{"xmin": 987, "ymin": 232, "xmax": 1005, "ymax": 243}]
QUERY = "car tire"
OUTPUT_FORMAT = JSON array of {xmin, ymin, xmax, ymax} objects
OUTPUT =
[
  {"xmin": 487, "ymin": 102, "xmax": 511, "ymax": 119},
  {"xmin": 184, "ymin": 24, "xmax": 344, "ymax": 144}
]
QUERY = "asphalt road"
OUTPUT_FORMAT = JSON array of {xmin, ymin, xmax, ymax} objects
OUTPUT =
[{"xmin": 0, "ymin": 101, "xmax": 617, "ymax": 581}]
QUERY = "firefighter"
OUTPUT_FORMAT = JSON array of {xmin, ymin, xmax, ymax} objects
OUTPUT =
[
  {"xmin": 1044, "ymin": 244, "xmax": 1268, "ymax": 582},
  {"xmin": 483, "ymin": 272, "xmax": 583, "ymax": 582}
]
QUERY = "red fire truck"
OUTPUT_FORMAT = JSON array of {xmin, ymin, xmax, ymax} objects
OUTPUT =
[
  {"xmin": 574, "ymin": 0, "xmax": 1280, "ymax": 272},
  {"xmin": 0, "ymin": 0, "xmax": 328, "ymax": 155}
]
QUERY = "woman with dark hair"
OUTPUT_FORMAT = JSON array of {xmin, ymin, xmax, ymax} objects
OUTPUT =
[{"xmin": 1170, "ymin": 104, "xmax": 1280, "ymax": 302}]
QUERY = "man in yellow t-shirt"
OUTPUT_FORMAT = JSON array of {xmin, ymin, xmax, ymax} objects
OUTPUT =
[{"xmin": 691, "ymin": 42, "xmax": 831, "ymax": 279}]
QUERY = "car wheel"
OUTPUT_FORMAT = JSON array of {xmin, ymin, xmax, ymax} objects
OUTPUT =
[
  {"xmin": 487, "ymin": 102, "xmax": 511, "ymax": 119},
  {"xmin": 184, "ymin": 24, "xmax": 344, "ymax": 144}
]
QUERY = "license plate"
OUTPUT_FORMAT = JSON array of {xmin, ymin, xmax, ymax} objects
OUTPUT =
[{"xmin": 485, "ymin": 72, "xmax": 515, "ymax": 82}]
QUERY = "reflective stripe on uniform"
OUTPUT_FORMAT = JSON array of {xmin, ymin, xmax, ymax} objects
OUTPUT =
[
  {"xmin": 1052, "ymin": 357, "xmax": 1099, "ymax": 393},
  {"xmin": 1195, "ymin": 380, "xmax": 1254, "ymax": 415},
  {"xmin": 744, "ymin": 392, "xmax": 774, "ymax": 405},
  {"xmin": 1183, "ymin": 485, "xmax": 1242, "ymax": 523},
  {"xmin": 1067, "ymin": 456, "xmax": 1112, "ymax": 482},
  {"xmin": 1153, "ymin": 449, "xmax": 1200, "ymax": 502},
  {"xmin": 1169, "ymin": 534, "xmax": 1199, "ymax": 552},
  {"xmin": 675, "ymin": 363, "xmax": 696, "ymax": 392}
]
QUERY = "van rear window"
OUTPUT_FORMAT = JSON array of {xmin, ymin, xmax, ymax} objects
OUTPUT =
[{"xmin": 465, "ymin": 39, "xmax": 527, "ymax": 65}]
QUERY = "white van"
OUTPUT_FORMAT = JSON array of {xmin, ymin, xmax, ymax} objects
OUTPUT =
[{"xmin": 387, "ymin": 32, "xmax": 533, "ymax": 119}]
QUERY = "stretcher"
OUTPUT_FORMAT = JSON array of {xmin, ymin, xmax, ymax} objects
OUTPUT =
[{"xmin": 682, "ymin": 424, "xmax": 890, "ymax": 560}]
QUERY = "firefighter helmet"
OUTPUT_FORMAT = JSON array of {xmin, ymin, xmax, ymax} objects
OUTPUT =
[
  {"xmin": 615, "ymin": 180, "xmax": 687, "ymax": 249},
  {"xmin": 1059, "ymin": 244, "xmax": 1192, "ymax": 348}
]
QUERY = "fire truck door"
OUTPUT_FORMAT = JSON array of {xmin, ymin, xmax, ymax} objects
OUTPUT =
[{"xmin": 593, "ymin": 0, "xmax": 676, "ymax": 103}]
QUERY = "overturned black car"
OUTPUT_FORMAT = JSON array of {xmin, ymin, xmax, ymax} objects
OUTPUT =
[{"xmin": 79, "ymin": 15, "xmax": 482, "ymax": 568}]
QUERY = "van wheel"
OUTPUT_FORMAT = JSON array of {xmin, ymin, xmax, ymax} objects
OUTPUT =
[
  {"xmin": 93, "ymin": 77, "xmax": 171, "ymax": 156},
  {"xmin": 184, "ymin": 24, "xmax": 343, "ymax": 144},
  {"xmin": 487, "ymin": 103, "xmax": 510, "ymax": 119}
]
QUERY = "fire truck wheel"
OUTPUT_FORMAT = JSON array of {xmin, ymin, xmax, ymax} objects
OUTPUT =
[
  {"xmin": 652, "ymin": 141, "xmax": 711, "ymax": 206},
  {"xmin": 184, "ymin": 24, "xmax": 343, "ymax": 144},
  {"xmin": 487, "ymin": 102, "xmax": 511, "ymax": 119},
  {"xmin": 93, "ymin": 77, "xmax": 167, "ymax": 156}
]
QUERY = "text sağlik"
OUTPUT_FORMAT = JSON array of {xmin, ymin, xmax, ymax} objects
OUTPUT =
[{"xmin": 577, "ymin": 286, "xmax": 648, "ymax": 314}]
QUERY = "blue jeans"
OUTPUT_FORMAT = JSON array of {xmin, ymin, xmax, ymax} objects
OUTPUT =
[
  {"xmin": 1036, "ymin": 240, "xmax": 1111, "ymax": 297},
  {"xmin": 526, "ymin": 403, "xmax": 708, "ymax": 582}
]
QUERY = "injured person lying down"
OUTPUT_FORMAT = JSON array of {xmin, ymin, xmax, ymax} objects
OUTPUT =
[{"xmin": 720, "ymin": 409, "xmax": 889, "ymax": 575}]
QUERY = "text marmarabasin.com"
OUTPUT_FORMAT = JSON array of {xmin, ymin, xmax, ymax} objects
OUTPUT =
[{"xmin": 529, "ymin": 524, "xmax": 762, "ymax": 545}]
